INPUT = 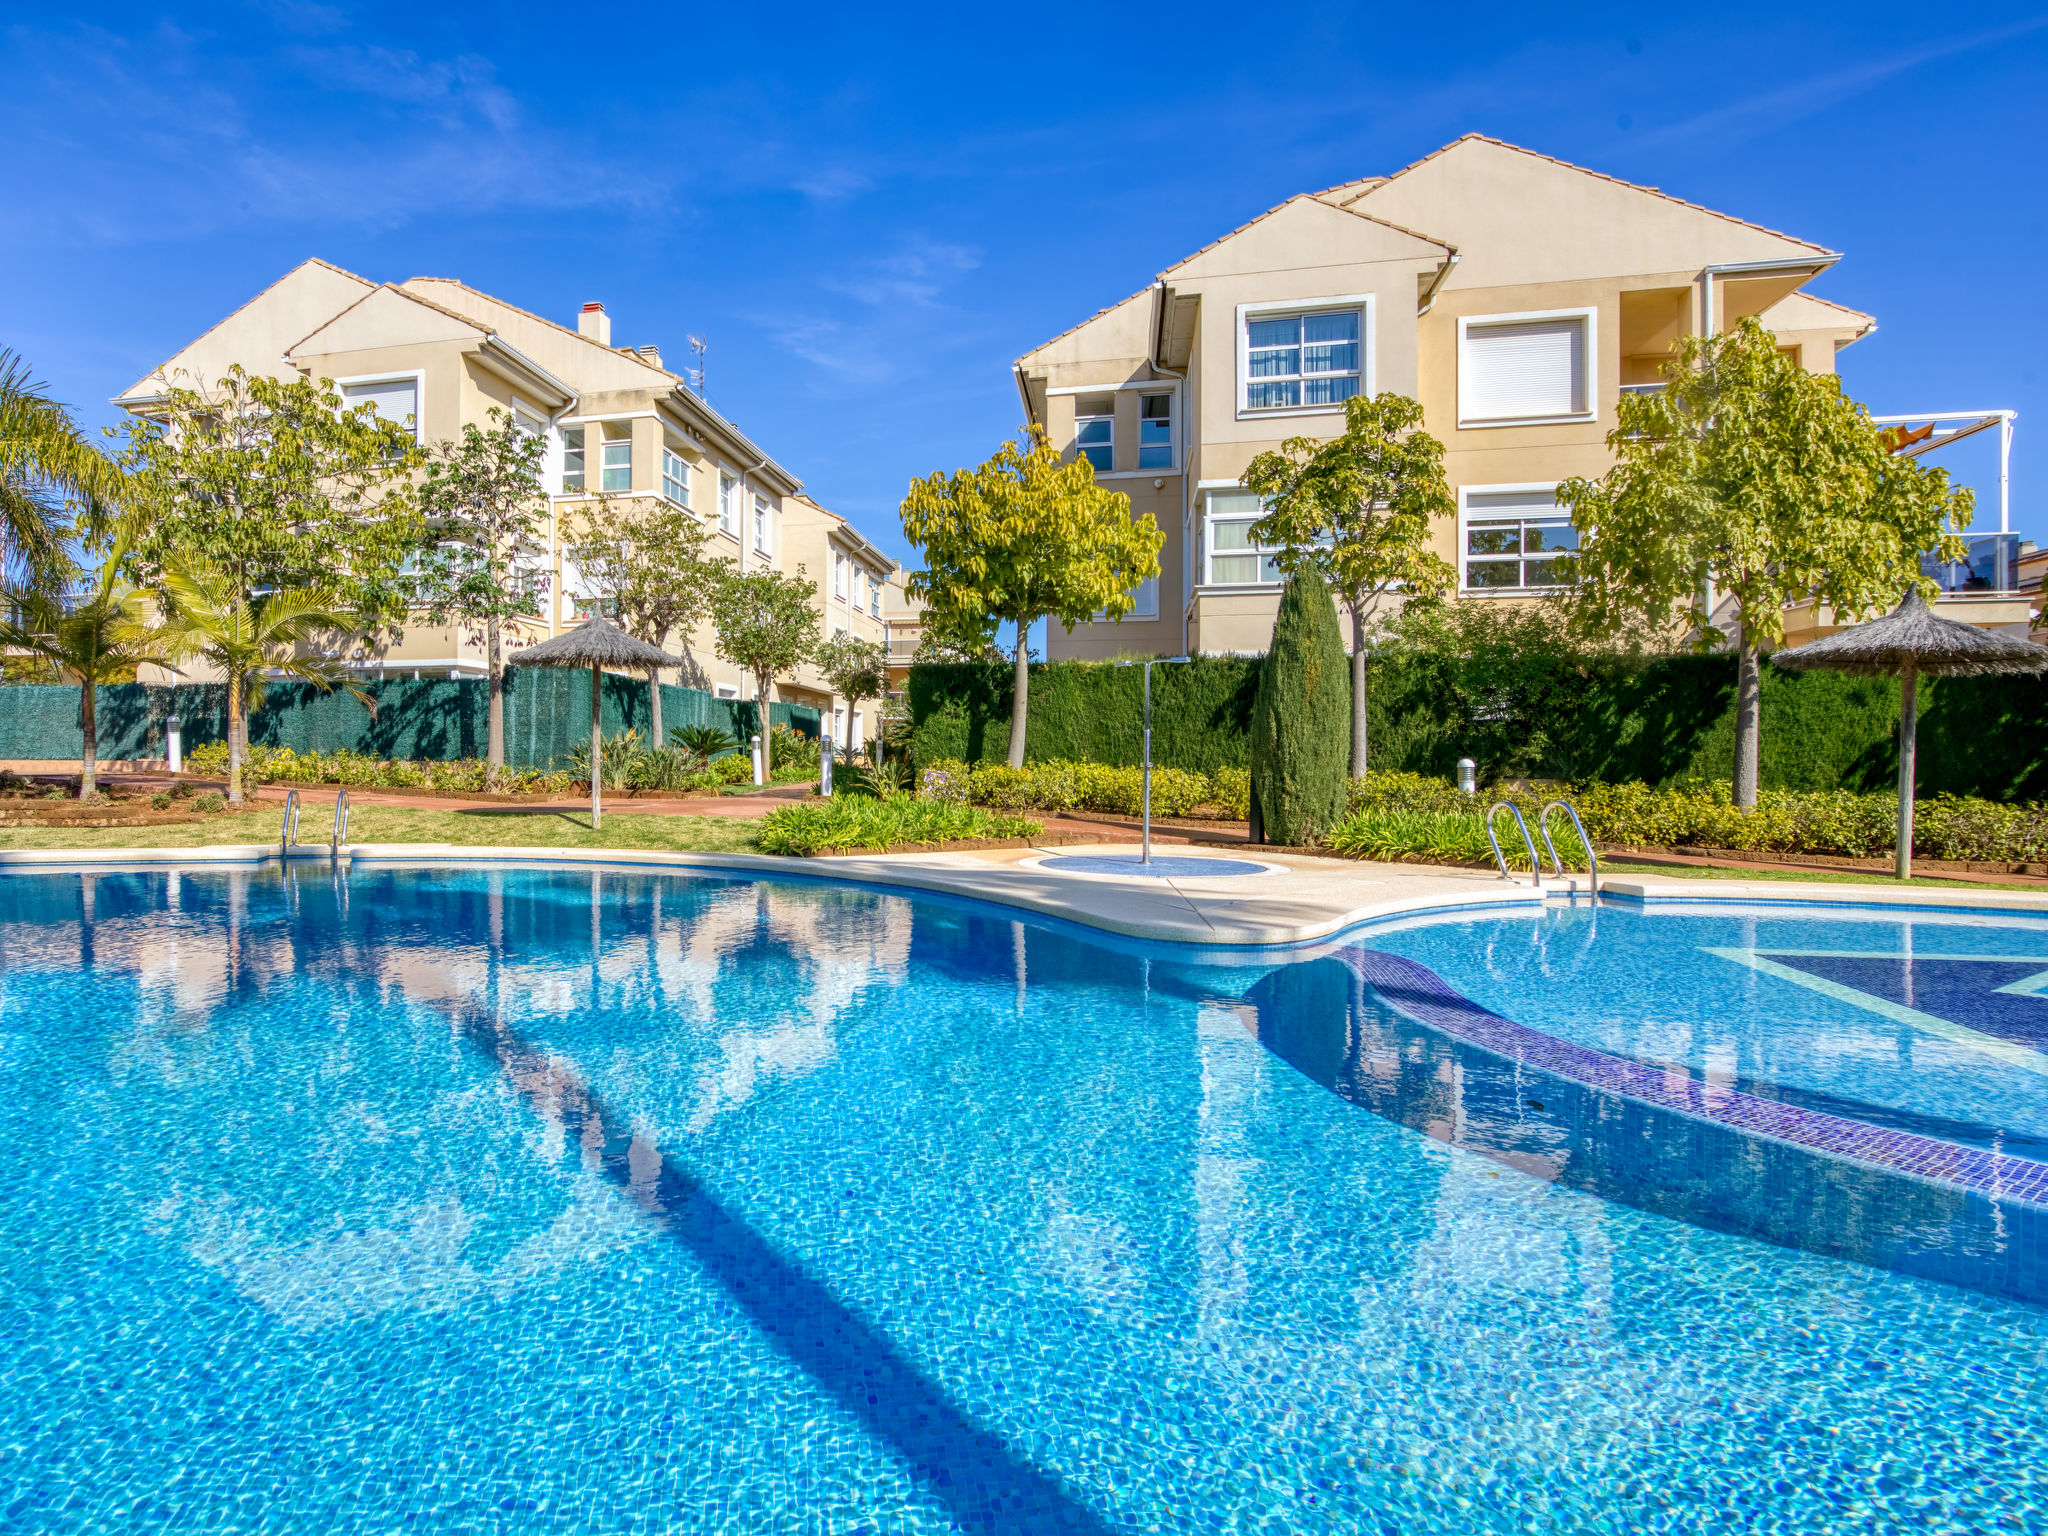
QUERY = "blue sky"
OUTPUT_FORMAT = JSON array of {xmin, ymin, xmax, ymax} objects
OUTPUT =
[{"xmin": 5, "ymin": 2, "xmax": 2046, "ymax": 586}]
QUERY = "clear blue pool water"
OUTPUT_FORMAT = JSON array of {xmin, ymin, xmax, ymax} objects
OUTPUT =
[{"xmin": 2, "ymin": 868, "xmax": 2045, "ymax": 1534}]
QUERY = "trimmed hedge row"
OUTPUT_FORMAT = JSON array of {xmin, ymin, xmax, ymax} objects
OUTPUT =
[
  {"xmin": 1327, "ymin": 771, "xmax": 2048, "ymax": 863},
  {"xmin": 907, "ymin": 652, "xmax": 2048, "ymax": 801},
  {"xmin": 918, "ymin": 758, "xmax": 1250, "ymax": 818},
  {"xmin": 757, "ymin": 799, "xmax": 1041, "ymax": 856}
]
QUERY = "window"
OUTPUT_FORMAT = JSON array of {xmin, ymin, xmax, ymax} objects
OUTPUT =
[
  {"xmin": 512, "ymin": 405, "xmax": 543, "ymax": 439},
  {"xmin": 1138, "ymin": 394, "xmax": 1173, "ymax": 469},
  {"xmin": 600, "ymin": 433, "xmax": 632, "ymax": 492},
  {"xmin": 1243, "ymin": 309, "xmax": 1361, "ymax": 411},
  {"xmin": 1461, "ymin": 487, "xmax": 1577, "ymax": 591},
  {"xmin": 1203, "ymin": 490, "xmax": 1283, "ymax": 586},
  {"xmin": 1459, "ymin": 311, "xmax": 1593, "ymax": 425},
  {"xmin": 833, "ymin": 551, "xmax": 847, "ymax": 600},
  {"xmin": 753, "ymin": 495, "xmax": 769, "ymax": 554},
  {"xmin": 719, "ymin": 472, "xmax": 737, "ymax": 535},
  {"xmin": 343, "ymin": 378, "xmax": 420, "ymax": 442},
  {"xmin": 715, "ymin": 684, "xmax": 740, "ymax": 700},
  {"xmin": 561, "ymin": 426, "xmax": 586, "ymax": 492},
  {"xmin": 661, "ymin": 447, "xmax": 690, "ymax": 507},
  {"xmin": 854, "ymin": 567, "xmax": 866, "ymax": 610},
  {"xmin": 870, "ymin": 580, "xmax": 882, "ymax": 618},
  {"xmin": 1074, "ymin": 394, "xmax": 1113, "ymax": 472}
]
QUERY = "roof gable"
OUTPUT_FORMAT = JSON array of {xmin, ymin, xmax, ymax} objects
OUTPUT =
[
  {"xmin": 1346, "ymin": 135, "xmax": 1832, "ymax": 288},
  {"xmin": 288, "ymin": 283, "xmax": 487, "ymax": 359},
  {"xmin": 1164, "ymin": 193, "xmax": 1450, "ymax": 282},
  {"xmin": 118, "ymin": 258, "xmax": 375, "ymax": 402},
  {"xmin": 399, "ymin": 277, "xmax": 673, "ymax": 394}
]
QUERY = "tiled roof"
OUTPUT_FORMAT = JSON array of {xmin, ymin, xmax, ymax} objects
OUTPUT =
[{"xmin": 401, "ymin": 276, "xmax": 677, "ymax": 381}]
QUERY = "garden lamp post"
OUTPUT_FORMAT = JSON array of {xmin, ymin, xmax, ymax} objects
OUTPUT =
[
  {"xmin": 512, "ymin": 617, "xmax": 680, "ymax": 830},
  {"xmin": 1773, "ymin": 588, "xmax": 2048, "ymax": 879},
  {"xmin": 1117, "ymin": 655, "xmax": 1192, "ymax": 864}
]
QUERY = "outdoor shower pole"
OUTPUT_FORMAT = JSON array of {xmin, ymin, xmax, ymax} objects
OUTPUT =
[
  {"xmin": 589, "ymin": 661, "xmax": 602, "ymax": 830},
  {"xmin": 1133, "ymin": 656, "xmax": 1192, "ymax": 866},
  {"xmin": 1897, "ymin": 661, "xmax": 1917, "ymax": 881}
]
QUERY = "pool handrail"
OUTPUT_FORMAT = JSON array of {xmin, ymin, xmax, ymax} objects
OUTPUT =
[
  {"xmin": 1538, "ymin": 800, "xmax": 1601, "ymax": 896},
  {"xmin": 331, "ymin": 788, "xmax": 351, "ymax": 860},
  {"xmin": 1485, "ymin": 801, "xmax": 1543, "ymax": 887},
  {"xmin": 279, "ymin": 789, "xmax": 300, "ymax": 856}
]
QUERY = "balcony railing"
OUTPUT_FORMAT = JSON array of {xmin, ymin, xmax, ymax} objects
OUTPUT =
[
  {"xmin": 1619, "ymin": 383, "xmax": 1667, "ymax": 398},
  {"xmin": 1924, "ymin": 533, "xmax": 2023, "ymax": 595}
]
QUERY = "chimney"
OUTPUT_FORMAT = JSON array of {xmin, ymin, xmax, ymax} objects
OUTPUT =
[
  {"xmin": 578, "ymin": 302, "xmax": 610, "ymax": 347},
  {"xmin": 635, "ymin": 344, "xmax": 663, "ymax": 369}
]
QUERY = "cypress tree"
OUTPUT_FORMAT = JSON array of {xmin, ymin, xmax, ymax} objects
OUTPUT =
[{"xmin": 1250, "ymin": 566, "xmax": 1350, "ymax": 844}]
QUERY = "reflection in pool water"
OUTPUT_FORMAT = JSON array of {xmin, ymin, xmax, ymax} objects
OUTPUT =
[{"xmin": 1, "ymin": 868, "xmax": 2044, "ymax": 1533}]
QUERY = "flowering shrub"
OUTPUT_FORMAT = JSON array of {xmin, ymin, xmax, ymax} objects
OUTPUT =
[{"xmin": 920, "ymin": 763, "xmax": 968, "ymax": 802}]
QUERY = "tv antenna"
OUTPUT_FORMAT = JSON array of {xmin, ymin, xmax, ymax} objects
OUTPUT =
[{"xmin": 685, "ymin": 335, "xmax": 707, "ymax": 398}]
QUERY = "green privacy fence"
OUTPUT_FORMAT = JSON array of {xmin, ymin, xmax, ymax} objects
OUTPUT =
[{"xmin": 0, "ymin": 672, "xmax": 818, "ymax": 772}]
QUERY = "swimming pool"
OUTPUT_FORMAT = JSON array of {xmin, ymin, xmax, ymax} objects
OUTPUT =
[{"xmin": 2, "ymin": 867, "xmax": 2044, "ymax": 1533}]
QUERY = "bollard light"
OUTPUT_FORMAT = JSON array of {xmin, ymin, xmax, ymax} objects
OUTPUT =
[
  {"xmin": 820, "ymin": 732, "xmax": 834, "ymax": 797},
  {"xmin": 1457, "ymin": 758, "xmax": 1477, "ymax": 796},
  {"xmin": 751, "ymin": 732, "xmax": 764, "ymax": 786},
  {"xmin": 166, "ymin": 714, "xmax": 183, "ymax": 775}
]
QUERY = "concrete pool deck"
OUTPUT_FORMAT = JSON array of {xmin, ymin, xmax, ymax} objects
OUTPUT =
[{"xmin": 7, "ymin": 839, "xmax": 2048, "ymax": 946}]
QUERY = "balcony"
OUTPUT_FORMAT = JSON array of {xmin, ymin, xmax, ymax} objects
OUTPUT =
[{"xmin": 1923, "ymin": 532, "xmax": 2022, "ymax": 594}]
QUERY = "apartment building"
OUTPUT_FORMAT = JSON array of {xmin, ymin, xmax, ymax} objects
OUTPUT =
[
  {"xmin": 1014, "ymin": 135, "xmax": 1882, "ymax": 660},
  {"xmin": 115, "ymin": 259, "xmax": 897, "ymax": 725},
  {"xmin": 777, "ymin": 493, "xmax": 897, "ymax": 752}
]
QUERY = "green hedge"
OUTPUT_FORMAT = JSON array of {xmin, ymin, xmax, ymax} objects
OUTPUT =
[
  {"xmin": 907, "ymin": 653, "xmax": 2048, "ymax": 802},
  {"xmin": 0, "ymin": 672, "xmax": 820, "ymax": 772}
]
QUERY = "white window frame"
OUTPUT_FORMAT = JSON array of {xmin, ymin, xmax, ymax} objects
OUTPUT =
[
  {"xmin": 1235, "ymin": 295, "xmax": 1373, "ymax": 421},
  {"xmin": 661, "ymin": 445, "xmax": 691, "ymax": 508},
  {"xmin": 752, "ymin": 494, "xmax": 771, "ymax": 555},
  {"xmin": 1457, "ymin": 482, "xmax": 1576, "ymax": 594},
  {"xmin": 1137, "ymin": 392, "xmax": 1175, "ymax": 471},
  {"xmin": 334, "ymin": 370, "xmax": 425, "ymax": 444},
  {"xmin": 1456, "ymin": 307, "xmax": 1598, "ymax": 429},
  {"xmin": 715, "ymin": 683, "xmax": 740, "ymax": 700},
  {"xmin": 833, "ymin": 550, "xmax": 847, "ymax": 600},
  {"xmin": 1073, "ymin": 396, "xmax": 1114, "ymax": 473},
  {"xmin": 599, "ymin": 431, "xmax": 633, "ymax": 493},
  {"xmin": 718, "ymin": 471, "xmax": 738, "ymax": 536},
  {"xmin": 1200, "ymin": 488, "xmax": 1286, "ymax": 590}
]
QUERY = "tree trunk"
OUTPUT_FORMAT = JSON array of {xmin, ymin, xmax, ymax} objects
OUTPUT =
[
  {"xmin": 79, "ymin": 681, "xmax": 98, "ymax": 799},
  {"xmin": 1733, "ymin": 641, "xmax": 1762, "ymax": 809},
  {"xmin": 1349, "ymin": 599, "xmax": 1370, "ymax": 779},
  {"xmin": 756, "ymin": 669, "xmax": 772, "ymax": 780},
  {"xmin": 1008, "ymin": 620, "xmax": 1032, "ymax": 769},
  {"xmin": 1896, "ymin": 661, "xmax": 1918, "ymax": 880},
  {"xmin": 486, "ymin": 614, "xmax": 505, "ymax": 786},
  {"xmin": 649, "ymin": 667, "xmax": 665, "ymax": 753},
  {"xmin": 226, "ymin": 677, "xmax": 245, "ymax": 804}
]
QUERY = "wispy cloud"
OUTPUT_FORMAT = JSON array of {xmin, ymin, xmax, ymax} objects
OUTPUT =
[{"xmin": 1624, "ymin": 16, "xmax": 2048, "ymax": 151}]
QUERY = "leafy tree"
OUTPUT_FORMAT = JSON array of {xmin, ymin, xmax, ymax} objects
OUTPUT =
[
  {"xmin": 709, "ymin": 565, "xmax": 820, "ymax": 757},
  {"xmin": 0, "ymin": 349, "xmax": 125, "ymax": 587},
  {"xmin": 812, "ymin": 631, "xmax": 890, "ymax": 757},
  {"xmin": 1557, "ymin": 317, "xmax": 1970, "ymax": 806},
  {"xmin": 0, "ymin": 531, "xmax": 185, "ymax": 798},
  {"xmin": 1242, "ymin": 392, "xmax": 1456, "ymax": 777},
  {"xmin": 159, "ymin": 556, "xmax": 359, "ymax": 804},
  {"xmin": 1249, "ymin": 565, "xmax": 1350, "ymax": 845},
  {"xmin": 901, "ymin": 428, "xmax": 1162, "ymax": 768},
  {"xmin": 413, "ymin": 410, "xmax": 551, "ymax": 785},
  {"xmin": 115, "ymin": 365, "xmax": 424, "ymax": 633},
  {"xmin": 564, "ymin": 491, "xmax": 725, "ymax": 750}
]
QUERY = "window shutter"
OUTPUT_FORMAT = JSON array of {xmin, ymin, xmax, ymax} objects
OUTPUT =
[
  {"xmin": 344, "ymin": 379, "xmax": 419, "ymax": 435},
  {"xmin": 1462, "ymin": 320, "xmax": 1585, "ymax": 421}
]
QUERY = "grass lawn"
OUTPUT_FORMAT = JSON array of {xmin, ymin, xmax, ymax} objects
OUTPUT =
[
  {"xmin": 0, "ymin": 806, "xmax": 766, "ymax": 854},
  {"xmin": 1601, "ymin": 859, "xmax": 2045, "ymax": 892}
]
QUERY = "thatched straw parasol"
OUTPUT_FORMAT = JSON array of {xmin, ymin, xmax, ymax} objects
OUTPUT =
[
  {"xmin": 514, "ymin": 617, "xmax": 679, "ymax": 828},
  {"xmin": 1773, "ymin": 588, "xmax": 2048, "ymax": 878}
]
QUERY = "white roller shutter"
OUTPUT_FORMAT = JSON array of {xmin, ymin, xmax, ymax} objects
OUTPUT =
[
  {"xmin": 1461, "ymin": 319, "xmax": 1586, "ymax": 423},
  {"xmin": 343, "ymin": 378, "xmax": 420, "ymax": 439}
]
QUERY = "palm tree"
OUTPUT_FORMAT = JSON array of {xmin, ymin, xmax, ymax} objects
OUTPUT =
[
  {"xmin": 0, "ymin": 534, "xmax": 186, "ymax": 798},
  {"xmin": 0, "ymin": 350, "xmax": 124, "ymax": 586},
  {"xmin": 160, "ymin": 557, "xmax": 359, "ymax": 803}
]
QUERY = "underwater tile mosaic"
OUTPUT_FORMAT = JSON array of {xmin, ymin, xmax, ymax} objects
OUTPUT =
[{"xmin": 0, "ymin": 868, "xmax": 2045, "ymax": 1533}]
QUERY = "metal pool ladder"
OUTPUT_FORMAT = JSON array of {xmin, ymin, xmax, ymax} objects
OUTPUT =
[
  {"xmin": 1538, "ymin": 800, "xmax": 1601, "ymax": 897},
  {"xmin": 279, "ymin": 789, "xmax": 301, "ymax": 857},
  {"xmin": 1485, "ymin": 801, "xmax": 1542, "ymax": 887},
  {"xmin": 331, "ymin": 788, "xmax": 351, "ymax": 862}
]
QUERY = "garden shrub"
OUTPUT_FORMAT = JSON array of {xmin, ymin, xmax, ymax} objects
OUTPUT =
[
  {"xmin": 757, "ymin": 798, "xmax": 1040, "ymax": 855},
  {"xmin": 916, "ymin": 757, "xmax": 1242, "ymax": 818},
  {"xmin": 1251, "ymin": 568, "xmax": 1350, "ymax": 844},
  {"xmin": 189, "ymin": 740, "xmax": 577, "ymax": 795}
]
